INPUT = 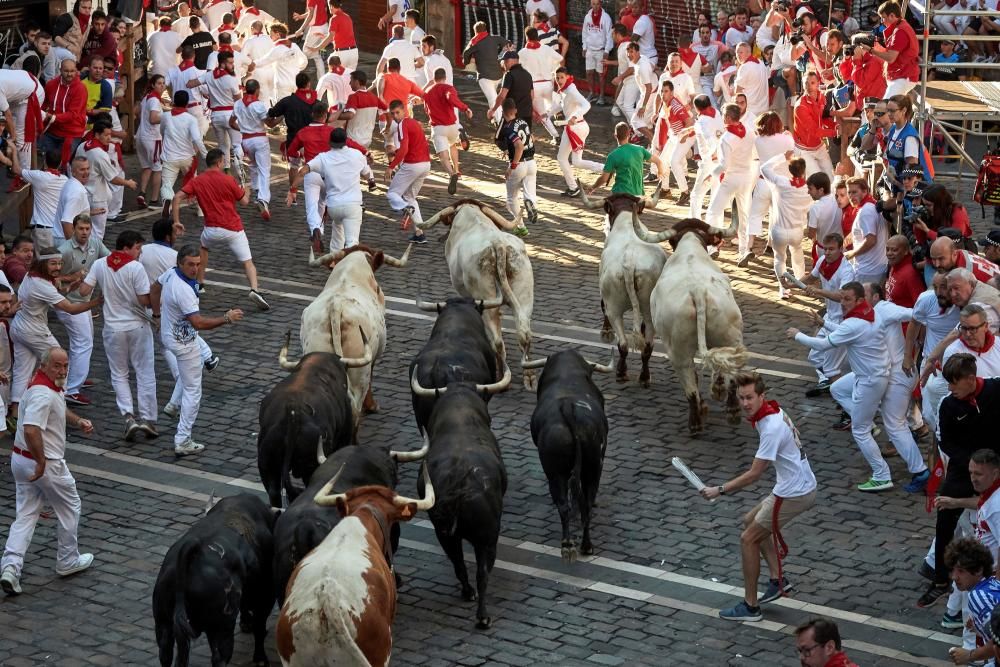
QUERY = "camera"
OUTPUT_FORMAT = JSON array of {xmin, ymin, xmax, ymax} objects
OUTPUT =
[
  {"xmin": 852, "ymin": 33, "xmax": 876, "ymax": 49},
  {"xmin": 843, "ymin": 44, "xmax": 856, "ymax": 57},
  {"xmin": 774, "ymin": 1, "xmax": 789, "ymax": 11}
]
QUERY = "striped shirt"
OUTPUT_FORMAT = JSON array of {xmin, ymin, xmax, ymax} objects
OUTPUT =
[{"xmin": 967, "ymin": 576, "xmax": 1000, "ymax": 647}]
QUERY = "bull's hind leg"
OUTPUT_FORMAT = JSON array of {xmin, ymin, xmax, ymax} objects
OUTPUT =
[
  {"xmin": 600, "ymin": 300, "xmax": 613, "ymax": 342},
  {"xmin": 675, "ymin": 361, "xmax": 706, "ymax": 434},
  {"xmin": 437, "ymin": 529, "xmax": 475, "ymax": 601},
  {"xmin": 206, "ymin": 629, "xmax": 235, "ymax": 667},
  {"xmin": 638, "ymin": 341, "xmax": 654, "ymax": 388},
  {"xmin": 474, "ymin": 542, "xmax": 497, "ymax": 629},
  {"xmin": 548, "ymin": 476, "xmax": 577, "ymax": 561},
  {"xmin": 726, "ymin": 378, "xmax": 741, "ymax": 424},
  {"xmin": 154, "ymin": 623, "xmax": 174, "ymax": 667},
  {"xmin": 363, "ymin": 364, "xmax": 379, "ymax": 414}
]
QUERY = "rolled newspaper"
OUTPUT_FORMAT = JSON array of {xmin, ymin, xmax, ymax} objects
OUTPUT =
[
  {"xmin": 671, "ymin": 457, "xmax": 716, "ymax": 503},
  {"xmin": 783, "ymin": 271, "xmax": 808, "ymax": 290}
]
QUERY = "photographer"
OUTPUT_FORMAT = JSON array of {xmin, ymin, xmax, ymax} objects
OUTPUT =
[
  {"xmin": 919, "ymin": 183, "xmax": 973, "ymax": 243},
  {"xmin": 858, "ymin": 1, "xmax": 920, "ymax": 97},
  {"xmin": 793, "ymin": 71, "xmax": 837, "ymax": 178},
  {"xmin": 758, "ymin": 1, "xmax": 793, "ymax": 51},
  {"xmin": 847, "ymin": 33, "xmax": 887, "ymax": 101}
]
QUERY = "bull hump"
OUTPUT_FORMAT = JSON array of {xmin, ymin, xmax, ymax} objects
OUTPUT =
[{"xmin": 223, "ymin": 513, "xmax": 258, "ymax": 544}]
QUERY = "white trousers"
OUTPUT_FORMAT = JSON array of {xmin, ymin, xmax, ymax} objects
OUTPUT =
[
  {"xmin": 479, "ymin": 78, "xmax": 501, "ymax": 123},
  {"xmin": 690, "ymin": 162, "xmax": 719, "ymax": 219},
  {"xmin": 770, "ymin": 225, "xmax": 805, "ymax": 297},
  {"xmin": 615, "ymin": 80, "xmax": 640, "ymax": 120},
  {"xmin": 532, "ymin": 82, "xmax": 558, "ymax": 138},
  {"xmin": 1, "ymin": 456, "xmax": 82, "ymax": 576},
  {"xmin": 327, "ymin": 202, "xmax": 363, "ymax": 250},
  {"xmin": 506, "ymin": 160, "xmax": 538, "ymax": 219},
  {"xmin": 160, "ymin": 157, "xmax": 193, "ymax": 202},
  {"xmin": 55, "ymin": 309, "xmax": 94, "ymax": 396},
  {"xmin": 10, "ymin": 323, "xmax": 58, "ymax": 403},
  {"xmin": 89, "ymin": 199, "xmax": 108, "ymax": 243},
  {"xmin": 211, "ymin": 111, "xmax": 243, "ymax": 168},
  {"xmin": 807, "ymin": 323, "xmax": 849, "ymax": 381},
  {"xmin": 387, "ymin": 161, "xmax": 430, "ymax": 225},
  {"xmin": 109, "ymin": 164, "xmax": 125, "ymax": 218},
  {"xmin": 882, "ymin": 369, "xmax": 927, "ymax": 475},
  {"xmin": 242, "ymin": 136, "xmax": 271, "ymax": 203},
  {"xmin": 104, "ymin": 325, "xmax": 157, "ymax": 421},
  {"xmin": 831, "ymin": 373, "xmax": 892, "ymax": 481},
  {"xmin": 11, "ymin": 102, "xmax": 32, "ymax": 167},
  {"xmin": 163, "ymin": 336, "xmax": 212, "ymax": 408},
  {"xmin": 923, "ymin": 373, "xmax": 950, "ymax": 436},
  {"xmin": 795, "ymin": 146, "xmax": 834, "ymax": 181},
  {"xmin": 748, "ymin": 177, "xmax": 774, "ymax": 237},
  {"xmin": 162, "ymin": 340, "xmax": 202, "ymax": 446},
  {"xmin": 706, "ymin": 172, "xmax": 754, "ymax": 255},
  {"xmin": 665, "ymin": 135, "xmax": 694, "ymax": 193},
  {"xmin": 556, "ymin": 122, "xmax": 603, "ymax": 189},
  {"xmin": 304, "ymin": 171, "xmax": 327, "ymax": 233},
  {"xmin": 885, "ymin": 78, "xmax": 917, "ymax": 98},
  {"xmin": 333, "ymin": 47, "xmax": 358, "ymax": 73}
]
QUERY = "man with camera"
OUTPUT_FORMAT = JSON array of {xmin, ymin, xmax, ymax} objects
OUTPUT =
[{"xmin": 857, "ymin": 1, "xmax": 920, "ymax": 97}]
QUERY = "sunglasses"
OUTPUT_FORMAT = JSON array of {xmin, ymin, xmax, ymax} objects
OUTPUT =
[{"xmin": 873, "ymin": 111, "xmax": 886, "ymax": 117}]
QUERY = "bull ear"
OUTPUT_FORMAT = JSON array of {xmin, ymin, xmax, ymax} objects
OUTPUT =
[
  {"xmin": 335, "ymin": 495, "xmax": 350, "ymax": 517},
  {"xmin": 369, "ymin": 251, "xmax": 385, "ymax": 272}
]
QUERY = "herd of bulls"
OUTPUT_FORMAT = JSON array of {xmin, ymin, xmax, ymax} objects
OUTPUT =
[{"xmin": 150, "ymin": 197, "xmax": 750, "ymax": 665}]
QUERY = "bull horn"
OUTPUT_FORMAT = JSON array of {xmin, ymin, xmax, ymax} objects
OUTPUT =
[
  {"xmin": 309, "ymin": 247, "xmax": 346, "ymax": 268},
  {"xmin": 645, "ymin": 182, "xmax": 663, "ymax": 209},
  {"xmin": 481, "ymin": 205, "xmax": 516, "ymax": 231},
  {"xmin": 476, "ymin": 362, "xmax": 512, "ymax": 395},
  {"xmin": 340, "ymin": 327, "xmax": 373, "ymax": 368},
  {"xmin": 410, "ymin": 365, "xmax": 446, "ymax": 398},
  {"xmin": 393, "ymin": 463, "xmax": 435, "ymax": 511},
  {"xmin": 390, "ymin": 433, "xmax": 430, "ymax": 462},
  {"xmin": 633, "ymin": 220, "xmax": 677, "ymax": 244},
  {"xmin": 316, "ymin": 435, "xmax": 327, "ymax": 465},
  {"xmin": 578, "ymin": 183, "xmax": 603, "ymax": 209},
  {"xmin": 476, "ymin": 283, "xmax": 504, "ymax": 310},
  {"xmin": 709, "ymin": 216, "xmax": 739, "ymax": 239},
  {"xmin": 415, "ymin": 296, "xmax": 446, "ymax": 312},
  {"xmin": 418, "ymin": 206, "xmax": 454, "ymax": 230},
  {"xmin": 278, "ymin": 330, "xmax": 299, "ymax": 370},
  {"xmin": 521, "ymin": 356, "xmax": 548, "ymax": 369},
  {"xmin": 204, "ymin": 490, "xmax": 217, "ymax": 516},
  {"xmin": 313, "ymin": 463, "xmax": 347, "ymax": 506},
  {"xmin": 587, "ymin": 347, "xmax": 616, "ymax": 374},
  {"xmin": 383, "ymin": 242, "xmax": 413, "ymax": 268}
]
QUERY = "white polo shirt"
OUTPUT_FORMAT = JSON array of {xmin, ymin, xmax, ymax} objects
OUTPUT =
[
  {"xmin": 308, "ymin": 147, "xmax": 372, "ymax": 207},
  {"xmin": 76, "ymin": 142, "xmax": 118, "ymax": 203},
  {"xmin": 807, "ymin": 194, "xmax": 843, "ymax": 258},
  {"xmin": 138, "ymin": 95, "xmax": 163, "ymax": 143},
  {"xmin": 54, "ymin": 177, "xmax": 90, "ymax": 242},
  {"xmin": 755, "ymin": 408, "xmax": 817, "ymax": 498},
  {"xmin": 167, "ymin": 64, "xmax": 206, "ymax": 108},
  {"xmin": 83, "ymin": 257, "xmax": 151, "ymax": 332},
  {"xmin": 518, "ymin": 43, "xmax": 564, "ymax": 82},
  {"xmin": 380, "ymin": 39, "xmax": 421, "ymax": 81},
  {"xmin": 197, "ymin": 68, "xmax": 240, "ymax": 112},
  {"xmin": 632, "ymin": 15, "xmax": 657, "ymax": 60},
  {"xmin": 16, "ymin": 382, "xmax": 67, "ymax": 459},
  {"xmin": 21, "ymin": 169, "xmax": 67, "ymax": 230},
  {"xmin": 734, "ymin": 59, "xmax": 769, "ymax": 116}
]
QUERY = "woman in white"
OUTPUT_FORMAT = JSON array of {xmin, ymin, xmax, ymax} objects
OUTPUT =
[
  {"xmin": 760, "ymin": 153, "xmax": 813, "ymax": 299},
  {"xmin": 136, "ymin": 75, "xmax": 165, "ymax": 210},
  {"xmin": 552, "ymin": 68, "xmax": 604, "ymax": 196},
  {"xmin": 744, "ymin": 111, "xmax": 795, "ymax": 266},
  {"xmin": 8, "ymin": 251, "xmax": 100, "ymax": 418}
]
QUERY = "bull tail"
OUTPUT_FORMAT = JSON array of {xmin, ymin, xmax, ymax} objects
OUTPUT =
[
  {"xmin": 173, "ymin": 539, "xmax": 199, "ymax": 645},
  {"xmin": 329, "ymin": 299, "xmax": 345, "ymax": 359},
  {"xmin": 693, "ymin": 287, "xmax": 748, "ymax": 381},
  {"xmin": 622, "ymin": 261, "xmax": 645, "ymax": 352},
  {"xmin": 280, "ymin": 407, "xmax": 300, "ymax": 504}
]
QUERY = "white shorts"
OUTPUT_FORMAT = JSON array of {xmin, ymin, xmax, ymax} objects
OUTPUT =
[
  {"xmin": 137, "ymin": 138, "xmax": 162, "ymax": 172},
  {"xmin": 304, "ymin": 25, "xmax": 329, "ymax": 54},
  {"xmin": 200, "ymin": 226, "xmax": 252, "ymax": 262},
  {"xmin": 431, "ymin": 123, "xmax": 461, "ymax": 153},
  {"xmin": 585, "ymin": 49, "xmax": 605, "ymax": 72},
  {"xmin": 885, "ymin": 78, "xmax": 917, "ymax": 98}
]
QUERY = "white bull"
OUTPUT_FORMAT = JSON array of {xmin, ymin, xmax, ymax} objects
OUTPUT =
[
  {"xmin": 283, "ymin": 244, "xmax": 411, "ymax": 430},
  {"xmin": 641, "ymin": 217, "xmax": 748, "ymax": 434},
  {"xmin": 418, "ymin": 199, "xmax": 537, "ymax": 389}
]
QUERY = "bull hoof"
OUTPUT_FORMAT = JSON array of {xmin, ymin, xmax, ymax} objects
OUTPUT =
[
  {"xmin": 395, "ymin": 571, "xmax": 403, "ymax": 589},
  {"xmin": 638, "ymin": 375, "xmax": 650, "ymax": 389},
  {"xmin": 522, "ymin": 371, "xmax": 537, "ymax": 392},
  {"xmin": 363, "ymin": 401, "xmax": 380, "ymax": 415},
  {"xmin": 561, "ymin": 543, "xmax": 578, "ymax": 562},
  {"xmin": 461, "ymin": 585, "xmax": 477, "ymax": 601},
  {"xmin": 476, "ymin": 616, "xmax": 493, "ymax": 630},
  {"xmin": 615, "ymin": 373, "xmax": 628, "ymax": 383},
  {"xmin": 580, "ymin": 541, "xmax": 594, "ymax": 556}
]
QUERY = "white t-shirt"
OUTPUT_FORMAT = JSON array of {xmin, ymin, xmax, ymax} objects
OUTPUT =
[
  {"xmin": 754, "ymin": 132, "xmax": 795, "ymax": 166},
  {"xmin": 0, "ymin": 70, "xmax": 42, "ymax": 113},
  {"xmin": 380, "ymin": 39, "xmax": 421, "ymax": 81},
  {"xmin": 76, "ymin": 143, "xmax": 118, "ymax": 203},
  {"xmin": 160, "ymin": 111, "xmax": 207, "ymax": 163},
  {"xmin": 693, "ymin": 112, "xmax": 723, "ymax": 160},
  {"xmin": 308, "ymin": 148, "xmax": 372, "ymax": 207},
  {"xmin": 943, "ymin": 337, "xmax": 1000, "ymax": 377},
  {"xmin": 977, "ymin": 487, "xmax": 1000, "ymax": 562},
  {"xmin": 241, "ymin": 33, "xmax": 273, "ymax": 63},
  {"xmin": 615, "ymin": 42, "xmax": 632, "ymax": 79},
  {"xmin": 795, "ymin": 317, "xmax": 890, "ymax": 380},
  {"xmin": 850, "ymin": 202, "xmax": 888, "ymax": 277},
  {"xmin": 405, "ymin": 24, "xmax": 426, "ymax": 46},
  {"xmin": 874, "ymin": 300, "xmax": 912, "ymax": 368},
  {"xmin": 760, "ymin": 155, "xmax": 812, "ymax": 233},
  {"xmin": 12, "ymin": 276, "xmax": 64, "ymax": 337},
  {"xmin": 317, "ymin": 71, "xmax": 352, "ymax": 108},
  {"xmin": 21, "ymin": 169, "xmax": 67, "ymax": 229},
  {"xmin": 810, "ymin": 256, "xmax": 856, "ymax": 329},
  {"xmin": 83, "ymin": 257, "xmax": 151, "ymax": 332},
  {"xmin": 724, "ymin": 25, "xmax": 755, "ymax": 51},
  {"xmin": 235, "ymin": 9, "xmax": 275, "ymax": 37},
  {"xmin": 137, "ymin": 95, "xmax": 163, "ymax": 142},
  {"xmin": 233, "ymin": 98, "xmax": 269, "ymax": 134},
  {"xmin": 518, "ymin": 43, "xmax": 564, "ymax": 82},
  {"xmin": 525, "ymin": 0, "xmax": 557, "ymax": 19},
  {"xmin": 54, "ymin": 178, "xmax": 90, "ymax": 242},
  {"xmin": 633, "ymin": 55, "xmax": 656, "ymax": 97},
  {"xmin": 203, "ymin": 0, "xmax": 235, "ymax": 31},
  {"xmin": 16, "ymin": 383, "xmax": 67, "ymax": 459},
  {"xmin": 714, "ymin": 64, "xmax": 737, "ymax": 102},
  {"xmin": 423, "ymin": 51, "xmax": 453, "ymax": 86},
  {"xmin": 147, "ymin": 29, "xmax": 183, "ymax": 78},
  {"xmin": 159, "ymin": 269, "xmax": 200, "ymax": 349},
  {"xmin": 172, "ymin": 16, "xmax": 194, "ymax": 41},
  {"xmin": 911, "ymin": 290, "xmax": 960, "ymax": 357},
  {"xmin": 205, "ymin": 49, "xmax": 252, "ymax": 82},
  {"xmin": 167, "ymin": 64, "xmax": 206, "ymax": 107},
  {"xmin": 197, "ymin": 69, "xmax": 241, "ymax": 111},
  {"xmin": 632, "ymin": 15, "xmax": 657, "ymax": 60},
  {"xmin": 735, "ymin": 60, "xmax": 769, "ymax": 116},
  {"xmin": 755, "ymin": 409, "xmax": 817, "ymax": 498},
  {"xmin": 138, "ymin": 242, "xmax": 177, "ymax": 285},
  {"xmin": 807, "ymin": 194, "xmax": 843, "ymax": 258}
]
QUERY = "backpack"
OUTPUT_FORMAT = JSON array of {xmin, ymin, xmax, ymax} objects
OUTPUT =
[{"xmin": 974, "ymin": 139, "xmax": 1000, "ymax": 215}]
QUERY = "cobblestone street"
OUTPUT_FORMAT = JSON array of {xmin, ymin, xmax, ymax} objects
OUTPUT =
[{"xmin": 0, "ymin": 56, "xmax": 987, "ymax": 666}]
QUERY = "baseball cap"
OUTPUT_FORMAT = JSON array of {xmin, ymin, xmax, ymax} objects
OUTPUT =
[
  {"xmin": 832, "ymin": 1, "xmax": 847, "ymax": 11},
  {"xmin": 900, "ymin": 168, "xmax": 922, "ymax": 179},
  {"xmin": 500, "ymin": 51, "xmax": 519, "ymax": 61},
  {"xmin": 941, "ymin": 37, "xmax": 956, "ymax": 45},
  {"xmin": 979, "ymin": 229, "xmax": 1000, "ymax": 248},
  {"xmin": 330, "ymin": 127, "xmax": 347, "ymax": 147}
]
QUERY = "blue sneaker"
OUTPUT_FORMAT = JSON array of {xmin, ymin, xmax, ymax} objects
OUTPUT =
[
  {"xmin": 719, "ymin": 600, "xmax": 762, "ymax": 622},
  {"xmin": 941, "ymin": 611, "xmax": 964, "ymax": 629},
  {"xmin": 407, "ymin": 233, "xmax": 427, "ymax": 245},
  {"xmin": 759, "ymin": 577, "xmax": 793, "ymax": 604},
  {"xmin": 904, "ymin": 469, "xmax": 931, "ymax": 494}
]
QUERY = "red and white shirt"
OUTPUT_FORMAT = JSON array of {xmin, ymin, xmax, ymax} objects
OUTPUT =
[
  {"xmin": 977, "ymin": 479, "xmax": 1000, "ymax": 562},
  {"xmin": 343, "ymin": 90, "xmax": 387, "ymax": 146},
  {"xmin": 955, "ymin": 250, "xmax": 1000, "ymax": 285},
  {"xmin": 197, "ymin": 68, "xmax": 240, "ymax": 112}
]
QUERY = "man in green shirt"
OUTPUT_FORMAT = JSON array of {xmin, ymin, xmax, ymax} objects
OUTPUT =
[{"xmin": 588, "ymin": 122, "xmax": 666, "ymax": 198}]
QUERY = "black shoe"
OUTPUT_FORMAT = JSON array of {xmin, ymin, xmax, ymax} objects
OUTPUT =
[
  {"xmin": 407, "ymin": 233, "xmax": 427, "ymax": 244},
  {"xmin": 917, "ymin": 562, "xmax": 936, "ymax": 581},
  {"xmin": 448, "ymin": 173, "xmax": 458, "ymax": 195},
  {"xmin": 917, "ymin": 582, "xmax": 951, "ymax": 608},
  {"xmin": 832, "ymin": 411, "xmax": 851, "ymax": 431},
  {"xmin": 762, "ymin": 245, "xmax": 774, "ymax": 256},
  {"xmin": 524, "ymin": 199, "xmax": 538, "ymax": 224},
  {"xmin": 737, "ymin": 252, "xmax": 754, "ymax": 268},
  {"xmin": 644, "ymin": 172, "xmax": 659, "ymax": 183},
  {"xmin": 805, "ymin": 379, "xmax": 833, "ymax": 398},
  {"xmin": 204, "ymin": 355, "xmax": 220, "ymax": 372},
  {"xmin": 459, "ymin": 127, "xmax": 470, "ymax": 151},
  {"xmin": 675, "ymin": 191, "xmax": 690, "ymax": 207},
  {"xmin": 561, "ymin": 187, "xmax": 581, "ymax": 198}
]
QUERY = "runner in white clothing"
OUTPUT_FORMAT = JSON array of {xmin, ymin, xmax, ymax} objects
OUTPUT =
[
  {"xmin": 519, "ymin": 27, "xmax": 563, "ymax": 140},
  {"xmin": 136, "ymin": 75, "xmax": 166, "ymax": 210},
  {"xmin": 316, "ymin": 56, "xmax": 352, "ymax": 110},
  {"xmin": 552, "ymin": 68, "xmax": 603, "ymax": 196},
  {"xmin": 744, "ymin": 113, "xmax": 796, "ymax": 267},
  {"xmin": 733, "ymin": 43, "xmax": 770, "ymax": 117},
  {"xmin": 625, "ymin": 43, "xmax": 655, "ymax": 143},
  {"xmin": 689, "ymin": 95, "xmax": 723, "ymax": 219},
  {"xmin": 904, "ymin": 274, "xmax": 960, "ymax": 433},
  {"xmin": 77, "ymin": 230, "xmax": 158, "ymax": 442},
  {"xmin": 166, "ymin": 47, "xmax": 208, "ymax": 136},
  {"xmin": 9, "ymin": 148, "xmax": 65, "ymax": 250},
  {"xmin": 581, "ymin": 0, "xmax": 613, "ymax": 106},
  {"xmin": 147, "ymin": 17, "xmax": 182, "ymax": 78},
  {"xmin": 189, "ymin": 50, "xmax": 241, "ymax": 172},
  {"xmin": 760, "ymin": 153, "xmax": 812, "ymax": 299},
  {"xmin": 805, "ymin": 174, "xmax": 842, "ymax": 261},
  {"xmin": 230, "ymin": 80, "xmax": 271, "ymax": 209},
  {"xmin": 234, "ymin": 0, "xmax": 275, "ymax": 39},
  {"xmin": 253, "ymin": 24, "xmax": 308, "ymax": 104},
  {"xmin": 158, "ymin": 90, "xmax": 208, "ymax": 216},
  {"xmin": 845, "ymin": 177, "xmax": 888, "ymax": 284},
  {"xmin": 0, "ymin": 67, "xmax": 45, "ymax": 169},
  {"xmin": 54, "ymin": 158, "xmax": 94, "ymax": 243},
  {"xmin": 706, "ymin": 103, "xmax": 755, "ymax": 258},
  {"xmin": 74, "ymin": 120, "xmax": 136, "ymax": 242}
]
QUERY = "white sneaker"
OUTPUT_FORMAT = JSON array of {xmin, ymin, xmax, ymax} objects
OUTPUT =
[
  {"xmin": 248, "ymin": 289, "xmax": 270, "ymax": 311},
  {"xmin": 174, "ymin": 439, "xmax": 205, "ymax": 456},
  {"xmin": 611, "ymin": 105, "xmax": 622, "ymax": 117},
  {"xmin": 1, "ymin": 566, "xmax": 21, "ymax": 595},
  {"xmin": 56, "ymin": 553, "xmax": 94, "ymax": 577},
  {"xmin": 163, "ymin": 402, "xmax": 180, "ymax": 418}
]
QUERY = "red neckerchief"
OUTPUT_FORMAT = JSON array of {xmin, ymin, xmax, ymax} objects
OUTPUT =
[
  {"xmin": 823, "ymin": 654, "xmax": 859, "ymax": 667},
  {"xmin": 212, "ymin": 67, "xmax": 230, "ymax": 79},
  {"xmin": 619, "ymin": 6, "xmax": 633, "ymax": 18},
  {"xmin": 159, "ymin": 25, "xmax": 172, "ymax": 32},
  {"xmin": 790, "ymin": 176, "xmax": 806, "ymax": 188},
  {"xmin": 218, "ymin": 44, "xmax": 234, "ymax": 53},
  {"xmin": 680, "ymin": 48, "xmax": 703, "ymax": 68},
  {"xmin": 246, "ymin": 6, "xmax": 260, "ymax": 14},
  {"xmin": 78, "ymin": 12, "xmax": 90, "ymax": 34},
  {"xmin": 979, "ymin": 476, "xmax": 1000, "ymax": 509},
  {"xmin": 24, "ymin": 73, "xmax": 41, "ymax": 142},
  {"xmin": 700, "ymin": 107, "xmax": 716, "ymax": 118},
  {"xmin": 46, "ymin": 168, "xmax": 62, "ymax": 176},
  {"xmin": 749, "ymin": 400, "xmax": 781, "ymax": 427},
  {"xmin": 962, "ymin": 377, "xmax": 987, "ymax": 410},
  {"xmin": 590, "ymin": 7, "xmax": 603, "ymax": 24},
  {"xmin": 170, "ymin": 106, "xmax": 187, "ymax": 115},
  {"xmin": 295, "ymin": 88, "xmax": 317, "ymax": 104},
  {"xmin": 844, "ymin": 301, "xmax": 876, "ymax": 322},
  {"xmin": 331, "ymin": 65, "xmax": 345, "ymax": 75},
  {"xmin": 860, "ymin": 193, "xmax": 877, "ymax": 208},
  {"xmin": 725, "ymin": 122, "xmax": 745, "ymax": 138},
  {"xmin": 179, "ymin": 59, "xmax": 195, "ymax": 71},
  {"xmin": 966, "ymin": 330, "xmax": 996, "ymax": 355},
  {"xmin": 274, "ymin": 38, "xmax": 291, "ymax": 47},
  {"xmin": 107, "ymin": 250, "xmax": 134, "ymax": 272},
  {"xmin": 29, "ymin": 368, "xmax": 63, "ymax": 394},
  {"xmin": 219, "ymin": 23, "xmax": 235, "ymax": 31},
  {"xmin": 742, "ymin": 56, "xmax": 760, "ymax": 64},
  {"xmin": 525, "ymin": 40, "xmax": 541, "ymax": 49},
  {"xmin": 144, "ymin": 90, "xmax": 160, "ymax": 101},
  {"xmin": 669, "ymin": 67, "xmax": 682, "ymax": 77},
  {"xmin": 469, "ymin": 31, "xmax": 489, "ymax": 47},
  {"xmin": 818, "ymin": 254, "xmax": 844, "ymax": 280},
  {"xmin": 241, "ymin": 92, "xmax": 258, "ymax": 106},
  {"xmin": 556, "ymin": 76, "xmax": 575, "ymax": 93},
  {"xmin": 534, "ymin": 21, "xmax": 550, "ymax": 31},
  {"xmin": 83, "ymin": 136, "xmax": 111, "ymax": 153}
]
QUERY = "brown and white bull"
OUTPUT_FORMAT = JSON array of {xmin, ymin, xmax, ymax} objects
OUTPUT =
[
  {"xmin": 585, "ymin": 192, "xmax": 666, "ymax": 386},
  {"xmin": 275, "ymin": 464, "xmax": 435, "ymax": 667},
  {"xmin": 417, "ymin": 200, "xmax": 537, "ymax": 389},
  {"xmin": 287, "ymin": 244, "xmax": 411, "ymax": 430},
  {"xmin": 641, "ymin": 218, "xmax": 748, "ymax": 434}
]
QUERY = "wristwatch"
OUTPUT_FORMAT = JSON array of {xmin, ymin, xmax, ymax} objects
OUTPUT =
[{"xmin": 718, "ymin": 485, "xmax": 726, "ymax": 495}]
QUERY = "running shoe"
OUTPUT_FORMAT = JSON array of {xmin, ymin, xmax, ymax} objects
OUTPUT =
[
  {"xmin": 65, "ymin": 393, "xmax": 92, "ymax": 407},
  {"xmin": 163, "ymin": 402, "xmax": 180, "ymax": 418},
  {"xmin": 560, "ymin": 187, "xmax": 581, "ymax": 198},
  {"xmin": 832, "ymin": 411, "xmax": 851, "ymax": 430},
  {"xmin": 718, "ymin": 600, "xmax": 762, "ymax": 622},
  {"xmin": 399, "ymin": 205, "xmax": 414, "ymax": 230},
  {"xmin": 1, "ymin": 566, "xmax": 21, "ymax": 596},
  {"xmin": 512, "ymin": 226, "xmax": 529, "ymax": 238},
  {"xmin": 857, "ymin": 478, "xmax": 893, "ymax": 492},
  {"xmin": 407, "ymin": 233, "xmax": 427, "ymax": 244},
  {"xmin": 124, "ymin": 415, "xmax": 140, "ymax": 442},
  {"xmin": 759, "ymin": 577, "xmax": 793, "ymax": 604},
  {"xmin": 917, "ymin": 582, "xmax": 951, "ymax": 608},
  {"xmin": 310, "ymin": 228, "xmax": 323, "ymax": 255},
  {"xmin": 448, "ymin": 173, "xmax": 458, "ymax": 195},
  {"xmin": 249, "ymin": 289, "xmax": 270, "ymax": 311},
  {"xmin": 805, "ymin": 380, "xmax": 833, "ymax": 397},
  {"xmin": 138, "ymin": 421, "xmax": 159, "ymax": 439},
  {"xmin": 917, "ymin": 561, "xmax": 935, "ymax": 581},
  {"xmin": 737, "ymin": 252, "xmax": 754, "ymax": 268},
  {"xmin": 941, "ymin": 612, "xmax": 964, "ymax": 629},
  {"xmin": 459, "ymin": 127, "xmax": 470, "ymax": 151},
  {"xmin": 675, "ymin": 191, "xmax": 691, "ymax": 207},
  {"xmin": 904, "ymin": 469, "xmax": 931, "ymax": 494},
  {"xmin": 258, "ymin": 200, "xmax": 271, "ymax": 221},
  {"xmin": 524, "ymin": 199, "xmax": 538, "ymax": 224},
  {"xmin": 136, "ymin": 195, "xmax": 147, "ymax": 208},
  {"xmin": 56, "ymin": 553, "xmax": 94, "ymax": 577},
  {"xmin": 204, "ymin": 355, "xmax": 221, "ymax": 372},
  {"xmin": 175, "ymin": 439, "xmax": 205, "ymax": 456}
]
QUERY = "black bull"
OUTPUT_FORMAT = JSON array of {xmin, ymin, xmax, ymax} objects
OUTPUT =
[
  {"xmin": 152, "ymin": 494, "xmax": 276, "ymax": 667},
  {"xmin": 258, "ymin": 352, "xmax": 355, "ymax": 508}
]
